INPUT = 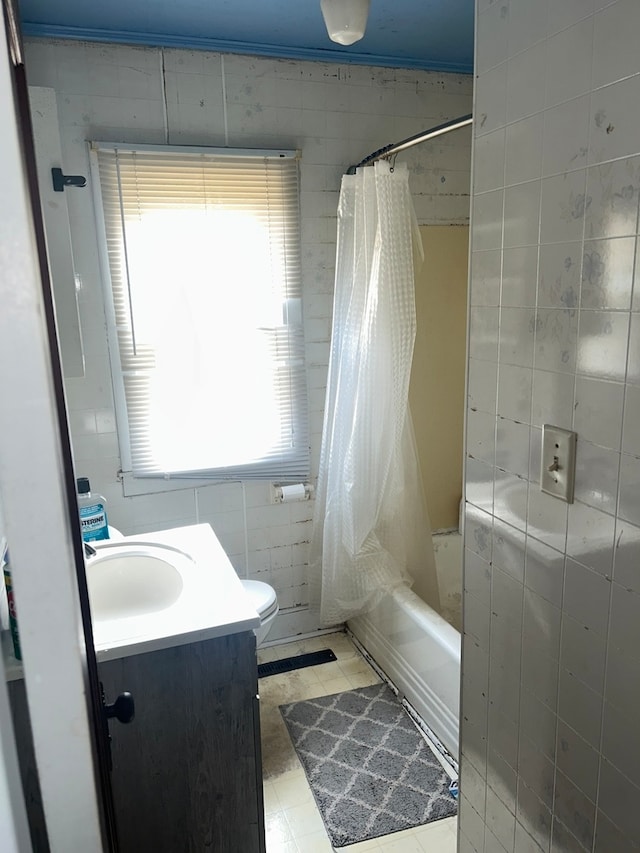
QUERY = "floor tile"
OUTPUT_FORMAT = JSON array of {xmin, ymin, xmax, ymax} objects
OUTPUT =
[
  {"xmin": 272, "ymin": 770, "xmax": 313, "ymax": 809},
  {"xmin": 341, "ymin": 837, "xmax": 383, "ymax": 851},
  {"xmin": 265, "ymin": 840, "xmax": 298, "ymax": 853},
  {"xmin": 264, "ymin": 810, "xmax": 294, "ymax": 846},
  {"xmin": 414, "ymin": 818, "xmax": 459, "ymax": 851},
  {"xmin": 292, "ymin": 668, "xmax": 325, "ymax": 690},
  {"xmin": 311, "ymin": 659, "xmax": 345, "ymax": 681},
  {"xmin": 258, "ymin": 646, "xmax": 280, "ymax": 664},
  {"xmin": 263, "ymin": 781, "xmax": 280, "ymax": 815},
  {"xmin": 298, "ymin": 634, "xmax": 337, "ymax": 653},
  {"xmin": 438, "ymin": 816, "xmax": 458, "ymax": 835},
  {"xmin": 337, "ymin": 656, "xmax": 376, "ymax": 678},
  {"xmin": 296, "ymin": 830, "xmax": 335, "ymax": 852},
  {"xmin": 297, "ymin": 680, "xmax": 333, "ymax": 701},
  {"xmin": 284, "ymin": 800, "xmax": 326, "ymax": 838},
  {"xmin": 260, "ymin": 710, "xmax": 302, "ymax": 779},
  {"xmin": 275, "ymin": 640, "xmax": 305, "ymax": 659},
  {"xmin": 346, "ymin": 669, "xmax": 381, "ymax": 688},
  {"xmin": 316, "ymin": 675, "xmax": 353, "ymax": 694},
  {"xmin": 329, "ymin": 637, "xmax": 360, "ymax": 661},
  {"xmin": 416, "ymin": 828, "xmax": 458, "ymax": 852},
  {"xmin": 376, "ymin": 831, "xmax": 424, "ymax": 852}
]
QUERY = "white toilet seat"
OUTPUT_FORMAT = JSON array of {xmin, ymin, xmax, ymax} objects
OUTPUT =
[{"xmin": 241, "ymin": 580, "xmax": 278, "ymax": 622}]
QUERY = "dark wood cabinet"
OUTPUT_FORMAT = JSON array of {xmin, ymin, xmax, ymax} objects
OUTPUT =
[
  {"xmin": 10, "ymin": 630, "xmax": 266, "ymax": 853},
  {"xmin": 99, "ymin": 631, "xmax": 266, "ymax": 853}
]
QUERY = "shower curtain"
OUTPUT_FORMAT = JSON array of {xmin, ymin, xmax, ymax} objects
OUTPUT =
[{"xmin": 309, "ymin": 161, "xmax": 440, "ymax": 626}]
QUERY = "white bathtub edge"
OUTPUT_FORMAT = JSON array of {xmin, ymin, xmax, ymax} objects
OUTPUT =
[{"xmin": 348, "ymin": 585, "xmax": 461, "ymax": 757}]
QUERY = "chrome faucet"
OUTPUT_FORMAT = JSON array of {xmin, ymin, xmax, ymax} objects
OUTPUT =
[{"xmin": 84, "ymin": 542, "xmax": 97, "ymax": 559}]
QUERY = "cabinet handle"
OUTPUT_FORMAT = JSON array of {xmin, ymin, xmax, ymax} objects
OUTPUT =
[{"xmin": 104, "ymin": 691, "xmax": 135, "ymax": 724}]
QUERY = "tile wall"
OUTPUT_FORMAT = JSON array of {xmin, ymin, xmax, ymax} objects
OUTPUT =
[
  {"xmin": 23, "ymin": 39, "xmax": 472, "ymax": 639},
  {"xmin": 461, "ymin": 0, "xmax": 640, "ymax": 850}
]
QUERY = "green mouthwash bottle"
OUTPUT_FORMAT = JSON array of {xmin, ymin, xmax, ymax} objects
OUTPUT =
[{"xmin": 77, "ymin": 477, "xmax": 110, "ymax": 542}]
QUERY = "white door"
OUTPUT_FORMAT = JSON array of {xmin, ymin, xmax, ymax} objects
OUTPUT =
[{"xmin": 0, "ymin": 3, "xmax": 116, "ymax": 849}]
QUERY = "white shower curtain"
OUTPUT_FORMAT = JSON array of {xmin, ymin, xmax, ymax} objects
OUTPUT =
[{"xmin": 309, "ymin": 161, "xmax": 440, "ymax": 626}]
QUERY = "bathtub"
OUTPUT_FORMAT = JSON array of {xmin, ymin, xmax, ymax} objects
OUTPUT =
[{"xmin": 348, "ymin": 531, "xmax": 462, "ymax": 758}]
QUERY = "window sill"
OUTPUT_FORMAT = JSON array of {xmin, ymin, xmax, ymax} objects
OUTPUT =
[{"xmin": 120, "ymin": 471, "xmax": 235, "ymax": 497}]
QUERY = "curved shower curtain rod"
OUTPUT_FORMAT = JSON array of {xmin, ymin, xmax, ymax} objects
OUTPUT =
[{"xmin": 346, "ymin": 113, "xmax": 473, "ymax": 174}]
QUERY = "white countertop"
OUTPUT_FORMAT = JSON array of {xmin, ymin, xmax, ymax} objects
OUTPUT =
[{"xmin": 3, "ymin": 523, "xmax": 260, "ymax": 681}]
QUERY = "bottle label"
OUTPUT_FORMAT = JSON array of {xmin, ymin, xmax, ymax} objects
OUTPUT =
[{"xmin": 79, "ymin": 502, "xmax": 109, "ymax": 541}]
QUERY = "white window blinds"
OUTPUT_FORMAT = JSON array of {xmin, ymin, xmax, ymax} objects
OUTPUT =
[{"xmin": 92, "ymin": 144, "xmax": 309, "ymax": 481}]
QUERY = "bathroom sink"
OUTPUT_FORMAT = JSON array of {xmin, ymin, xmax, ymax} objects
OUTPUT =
[
  {"xmin": 86, "ymin": 543, "xmax": 187, "ymax": 621},
  {"xmin": 75, "ymin": 525, "xmax": 261, "ymax": 662}
]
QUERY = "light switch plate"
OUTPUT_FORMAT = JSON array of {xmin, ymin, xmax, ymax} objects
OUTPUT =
[{"xmin": 540, "ymin": 424, "xmax": 577, "ymax": 503}]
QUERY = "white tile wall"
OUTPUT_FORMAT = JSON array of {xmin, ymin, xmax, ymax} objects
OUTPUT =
[
  {"xmin": 24, "ymin": 38, "xmax": 472, "ymax": 639},
  {"xmin": 462, "ymin": 0, "xmax": 640, "ymax": 850}
]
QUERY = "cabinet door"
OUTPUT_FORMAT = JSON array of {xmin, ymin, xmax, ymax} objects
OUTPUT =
[{"xmin": 98, "ymin": 632, "xmax": 264, "ymax": 853}]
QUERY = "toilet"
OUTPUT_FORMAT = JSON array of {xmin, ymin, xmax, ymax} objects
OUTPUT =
[{"xmin": 241, "ymin": 580, "xmax": 279, "ymax": 646}]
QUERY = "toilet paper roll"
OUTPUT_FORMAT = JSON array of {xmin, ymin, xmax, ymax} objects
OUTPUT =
[{"xmin": 280, "ymin": 484, "xmax": 307, "ymax": 502}]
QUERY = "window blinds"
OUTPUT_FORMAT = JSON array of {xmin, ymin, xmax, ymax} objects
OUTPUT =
[{"xmin": 93, "ymin": 144, "xmax": 309, "ymax": 481}]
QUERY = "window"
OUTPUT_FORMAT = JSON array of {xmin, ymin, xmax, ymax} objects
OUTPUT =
[{"xmin": 91, "ymin": 143, "xmax": 308, "ymax": 483}]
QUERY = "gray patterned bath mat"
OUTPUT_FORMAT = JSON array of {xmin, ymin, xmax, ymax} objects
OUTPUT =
[{"xmin": 279, "ymin": 682, "xmax": 457, "ymax": 847}]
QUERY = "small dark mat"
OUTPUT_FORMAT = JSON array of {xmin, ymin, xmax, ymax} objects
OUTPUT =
[{"xmin": 258, "ymin": 648, "xmax": 337, "ymax": 679}]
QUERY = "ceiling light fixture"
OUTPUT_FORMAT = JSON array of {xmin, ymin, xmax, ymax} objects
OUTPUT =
[{"xmin": 320, "ymin": 0, "xmax": 371, "ymax": 46}]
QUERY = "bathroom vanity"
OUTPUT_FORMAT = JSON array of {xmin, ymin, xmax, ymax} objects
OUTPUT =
[
  {"xmin": 5, "ymin": 524, "xmax": 266, "ymax": 853},
  {"xmin": 99, "ymin": 630, "xmax": 265, "ymax": 852}
]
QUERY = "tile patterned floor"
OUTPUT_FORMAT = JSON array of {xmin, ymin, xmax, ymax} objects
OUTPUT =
[{"xmin": 258, "ymin": 631, "xmax": 458, "ymax": 853}]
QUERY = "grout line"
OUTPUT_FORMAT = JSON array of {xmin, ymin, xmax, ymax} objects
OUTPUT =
[
  {"xmin": 220, "ymin": 54, "xmax": 229, "ymax": 147},
  {"xmin": 591, "ymin": 504, "xmax": 620, "ymax": 850},
  {"xmin": 509, "ymin": 526, "xmax": 527, "ymax": 849},
  {"xmin": 260, "ymin": 623, "xmax": 339, "ymax": 649},
  {"xmin": 241, "ymin": 481, "xmax": 249, "ymax": 578},
  {"xmin": 159, "ymin": 47, "xmax": 169, "ymax": 145},
  {"xmin": 549, "ymin": 549, "xmax": 571, "ymax": 849}
]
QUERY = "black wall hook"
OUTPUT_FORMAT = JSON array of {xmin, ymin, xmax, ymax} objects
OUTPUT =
[{"xmin": 51, "ymin": 166, "xmax": 86, "ymax": 192}]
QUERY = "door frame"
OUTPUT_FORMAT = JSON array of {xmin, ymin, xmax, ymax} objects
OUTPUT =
[
  {"xmin": 0, "ymin": 667, "xmax": 30, "ymax": 851},
  {"xmin": 0, "ymin": 2, "xmax": 116, "ymax": 849}
]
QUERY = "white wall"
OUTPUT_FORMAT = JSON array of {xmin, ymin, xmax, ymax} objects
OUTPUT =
[
  {"xmin": 0, "ymin": 493, "xmax": 31, "ymax": 853},
  {"xmin": 24, "ymin": 39, "xmax": 472, "ymax": 638},
  {"xmin": 461, "ymin": 0, "xmax": 640, "ymax": 850}
]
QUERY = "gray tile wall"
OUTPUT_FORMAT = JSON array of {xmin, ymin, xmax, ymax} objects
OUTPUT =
[{"xmin": 461, "ymin": 1, "xmax": 640, "ymax": 850}]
